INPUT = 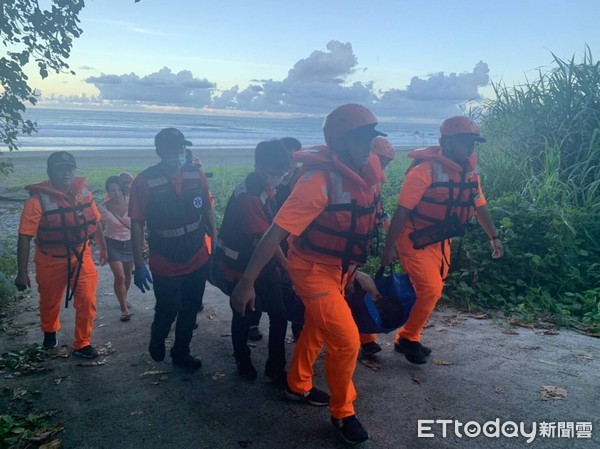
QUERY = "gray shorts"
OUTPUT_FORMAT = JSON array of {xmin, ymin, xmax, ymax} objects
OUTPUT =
[{"xmin": 106, "ymin": 238, "xmax": 133, "ymax": 263}]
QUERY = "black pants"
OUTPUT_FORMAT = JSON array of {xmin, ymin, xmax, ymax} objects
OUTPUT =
[
  {"xmin": 231, "ymin": 263, "xmax": 287, "ymax": 373},
  {"xmin": 151, "ymin": 265, "xmax": 207, "ymax": 356}
]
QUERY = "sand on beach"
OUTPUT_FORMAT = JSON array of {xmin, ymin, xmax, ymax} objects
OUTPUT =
[
  {"xmin": 2, "ymin": 144, "xmax": 416, "ymax": 187},
  {"xmin": 2, "ymin": 148, "xmax": 257, "ymax": 184}
]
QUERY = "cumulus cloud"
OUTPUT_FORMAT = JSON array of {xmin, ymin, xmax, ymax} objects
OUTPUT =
[
  {"xmin": 375, "ymin": 62, "xmax": 490, "ymax": 118},
  {"xmin": 80, "ymin": 43, "xmax": 489, "ymax": 119},
  {"xmin": 286, "ymin": 41, "xmax": 357, "ymax": 84},
  {"xmin": 222, "ymin": 40, "xmax": 376, "ymax": 113},
  {"xmin": 213, "ymin": 42, "xmax": 488, "ymax": 117},
  {"xmin": 404, "ymin": 61, "xmax": 489, "ymax": 101},
  {"xmin": 211, "ymin": 85, "xmax": 239, "ymax": 110},
  {"xmin": 86, "ymin": 67, "xmax": 215, "ymax": 107}
]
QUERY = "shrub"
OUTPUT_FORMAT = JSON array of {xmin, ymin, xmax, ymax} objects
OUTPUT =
[
  {"xmin": 443, "ymin": 48, "xmax": 600, "ymax": 333},
  {"xmin": 0, "ymin": 238, "xmax": 17, "ymax": 313}
]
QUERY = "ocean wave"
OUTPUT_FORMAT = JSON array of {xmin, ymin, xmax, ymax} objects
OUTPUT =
[{"xmin": 17, "ymin": 108, "xmax": 438, "ymax": 151}]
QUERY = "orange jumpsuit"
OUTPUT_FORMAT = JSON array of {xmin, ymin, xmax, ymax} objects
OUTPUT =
[
  {"xmin": 394, "ymin": 148, "xmax": 486, "ymax": 343},
  {"xmin": 19, "ymin": 178, "xmax": 101, "ymax": 350},
  {"xmin": 274, "ymin": 148, "xmax": 379, "ymax": 419}
]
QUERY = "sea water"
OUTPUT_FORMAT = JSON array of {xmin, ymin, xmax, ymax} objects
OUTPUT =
[{"xmin": 16, "ymin": 107, "xmax": 439, "ymax": 152}]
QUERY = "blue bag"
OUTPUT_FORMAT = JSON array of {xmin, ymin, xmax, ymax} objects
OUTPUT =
[
  {"xmin": 282, "ymin": 267, "xmax": 416, "ymax": 334},
  {"xmin": 346, "ymin": 267, "xmax": 416, "ymax": 334}
]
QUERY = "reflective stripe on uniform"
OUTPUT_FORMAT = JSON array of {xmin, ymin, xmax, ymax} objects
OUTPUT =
[{"xmin": 151, "ymin": 219, "xmax": 202, "ymax": 238}]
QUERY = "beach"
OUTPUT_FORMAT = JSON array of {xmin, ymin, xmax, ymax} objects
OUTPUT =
[
  {"xmin": 1, "ymin": 106, "xmax": 434, "ymax": 189},
  {"xmin": 4, "ymin": 148, "xmax": 256, "ymax": 183}
]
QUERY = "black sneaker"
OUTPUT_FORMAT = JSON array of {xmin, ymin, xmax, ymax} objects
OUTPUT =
[
  {"xmin": 395, "ymin": 338, "xmax": 431, "ymax": 356},
  {"xmin": 396, "ymin": 338, "xmax": 432, "ymax": 356},
  {"xmin": 360, "ymin": 341, "xmax": 382, "ymax": 357},
  {"xmin": 331, "ymin": 415, "xmax": 369, "ymax": 445},
  {"xmin": 248, "ymin": 325, "xmax": 263, "ymax": 341},
  {"xmin": 148, "ymin": 336, "xmax": 166, "ymax": 362},
  {"xmin": 285, "ymin": 386, "xmax": 330, "ymax": 406},
  {"xmin": 236, "ymin": 357, "xmax": 257, "ymax": 380},
  {"xmin": 42, "ymin": 332, "xmax": 57, "ymax": 349},
  {"xmin": 73, "ymin": 345, "xmax": 99, "ymax": 359},
  {"xmin": 394, "ymin": 339, "xmax": 427, "ymax": 364},
  {"xmin": 264, "ymin": 366, "xmax": 287, "ymax": 387},
  {"xmin": 171, "ymin": 353, "xmax": 203, "ymax": 370}
]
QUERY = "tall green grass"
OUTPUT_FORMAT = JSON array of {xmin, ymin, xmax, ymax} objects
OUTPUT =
[{"xmin": 446, "ymin": 48, "xmax": 600, "ymax": 334}]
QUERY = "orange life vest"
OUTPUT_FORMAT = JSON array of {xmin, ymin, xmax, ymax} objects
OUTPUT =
[
  {"xmin": 290, "ymin": 145, "xmax": 379, "ymax": 272},
  {"xmin": 406, "ymin": 146, "xmax": 480, "ymax": 230},
  {"xmin": 25, "ymin": 177, "xmax": 97, "ymax": 251}
]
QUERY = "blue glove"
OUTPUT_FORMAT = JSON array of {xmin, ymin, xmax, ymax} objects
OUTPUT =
[{"xmin": 134, "ymin": 264, "xmax": 153, "ymax": 293}]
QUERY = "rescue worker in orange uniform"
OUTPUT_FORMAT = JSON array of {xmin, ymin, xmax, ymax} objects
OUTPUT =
[
  {"xmin": 231, "ymin": 104, "xmax": 386, "ymax": 445},
  {"xmin": 381, "ymin": 116, "xmax": 504, "ymax": 364},
  {"xmin": 129, "ymin": 128, "xmax": 217, "ymax": 370},
  {"xmin": 15, "ymin": 151, "xmax": 107, "ymax": 358},
  {"xmin": 359, "ymin": 136, "xmax": 396, "ymax": 357}
]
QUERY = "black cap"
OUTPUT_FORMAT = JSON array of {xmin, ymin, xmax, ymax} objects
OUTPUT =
[
  {"xmin": 345, "ymin": 124, "xmax": 387, "ymax": 140},
  {"xmin": 47, "ymin": 151, "xmax": 76, "ymax": 170},
  {"xmin": 155, "ymin": 128, "xmax": 192, "ymax": 151}
]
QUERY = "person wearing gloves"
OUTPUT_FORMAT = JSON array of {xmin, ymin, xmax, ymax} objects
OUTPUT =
[{"xmin": 129, "ymin": 128, "xmax": 216, "ymax": 370}]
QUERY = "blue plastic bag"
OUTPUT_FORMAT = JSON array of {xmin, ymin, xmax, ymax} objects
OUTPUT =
[
  {"xmin": 373, "ymin": 268, "xmax": 416, "ymax": 332},
  {"xmin": 282, "ymin": 267, "xmax": 416, "ymax": 334}
]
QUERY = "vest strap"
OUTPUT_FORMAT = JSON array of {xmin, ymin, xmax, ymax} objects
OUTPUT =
[
  {"xmin": 217, "ymin": 240, "xmax": 240, "ymax": 261},
  {"xmin": 151, "ymin": 219, "xmax": 202, "ymax": 238}
]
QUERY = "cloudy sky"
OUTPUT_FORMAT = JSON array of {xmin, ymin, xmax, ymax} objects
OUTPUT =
[{"xmin": 25, "ymin": 0, "xmax": 600, "ymax": 120}]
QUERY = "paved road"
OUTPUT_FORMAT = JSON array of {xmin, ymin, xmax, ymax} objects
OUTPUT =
[{"xmin": 1, "ymin": 261, "xmax": 599, "ymax": 449}]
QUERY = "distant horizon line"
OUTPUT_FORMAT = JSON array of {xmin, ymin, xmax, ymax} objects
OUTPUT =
[{"xmin": 26, "ymin": 102, "xmax": 443, "ymax": 125}]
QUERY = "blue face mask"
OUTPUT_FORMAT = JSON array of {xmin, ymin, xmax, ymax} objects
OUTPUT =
[{"xmin": 164, "ymin": 154, "xmax": 187, "ymax": 169}]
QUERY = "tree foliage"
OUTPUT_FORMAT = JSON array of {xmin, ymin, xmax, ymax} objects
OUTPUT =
[{"xmin": 0, "ymin": 0, "xmax": 86, "ymax": 174}]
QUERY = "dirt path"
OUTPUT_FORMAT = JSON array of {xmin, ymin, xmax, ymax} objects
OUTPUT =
[{"xmin": 0, "ymin": 212, "xmax": 599, "ymax": 448}]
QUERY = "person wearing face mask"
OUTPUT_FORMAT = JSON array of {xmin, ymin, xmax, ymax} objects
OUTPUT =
[
  {"xmin": 381, "ymin": 116, "xmax": 504, "ymax": 365},
  {"xmin": 230, "ymin": 104, "xmax": 386, "ymax": 445},
  {"xmin": 212, "ymin": 140, "xmax": 290, "ymax": 384},
  {"xmin": 15, "ymin": 151, "xmax": 107, "ymax": 358},
  {"xmin": 129, "ymin": 128, "xmax": 217, "ymax": 370}
]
